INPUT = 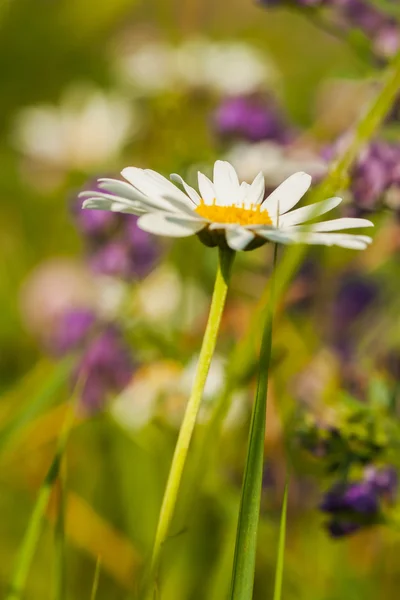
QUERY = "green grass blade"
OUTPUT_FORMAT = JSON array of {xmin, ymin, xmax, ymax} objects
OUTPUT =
[
  {"xmin": 229, "ymin": 246, "xmax": 277, "ymax": 600},
  {"xmin": 0, "ymin": 357, "xmax": 74, "ymax": 455},
  {"xmin": 90, "ymin": 557, "xmax": 102, "ymax": 600},
  {"xmin": 6, "ymin": 392, "xmax": 77, "ymax": 600},
  {"xmin": 273, "ymin": 478, "xmax": 289, "ymax": 600},
  {"xmin": 54, "ymin": 467, "xmax": 67, "ymax": 600}
]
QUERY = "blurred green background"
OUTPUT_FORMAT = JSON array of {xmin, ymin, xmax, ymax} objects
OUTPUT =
[{"xmin": 1, "ymin": 1, "xmax": 399, "ymax": 599}]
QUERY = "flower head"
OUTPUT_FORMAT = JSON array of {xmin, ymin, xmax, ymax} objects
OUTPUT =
[{"xmin": 81, "ymin": 161, "xmax": 373, "ymax": 252}]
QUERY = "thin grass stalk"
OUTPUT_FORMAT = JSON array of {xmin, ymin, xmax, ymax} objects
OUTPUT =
[
  {"xmin": 273, "ymin": 477, "xmax": 289, "ymax": 600},
  {"xmin": 229, "ymin": 244, "xmax": 278, "ymax": 600},
  {"xmin": 6, "ymin": 387, "xmax": 78, "ymax": 600},
  {"xmin": 145, "ymin": 247, "xmax": 235, "ymax": 594}
]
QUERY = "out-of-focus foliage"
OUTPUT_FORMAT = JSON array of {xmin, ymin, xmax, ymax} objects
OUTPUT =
[{"xmin": 2, "ymin": 0, "xmax": 400, "ymax": 598}]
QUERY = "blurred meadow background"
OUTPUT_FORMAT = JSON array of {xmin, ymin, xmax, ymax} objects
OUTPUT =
[{"xmin": 2, "ymin": 0, "xmax": 400, "ymax": 598}]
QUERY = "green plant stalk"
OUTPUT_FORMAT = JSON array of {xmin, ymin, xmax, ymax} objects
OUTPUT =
[
  {"xmin": 6, "ymin": 399, "xmax": 76, "ymax": 600},
  {"xmin": 194, "ymin": 46, "xmax": 400, "ymax": 459},
  {"xmin": 273, "ymin": 477, "xmax": 289, "ymax": 600},
  {"xmin": 147, "ymin": 247, "xmax": 235, "ymax": 584},
  {"xmin": 54, "ymin": 463, "xmax": 67, "ymax": 600},
  {"xmin": 90, "ymin": 557, "xmax": 102, "ymax": 600},
  {"xmin": 229, "ymin": 245, "xmax": 278, "ymax": 600}
]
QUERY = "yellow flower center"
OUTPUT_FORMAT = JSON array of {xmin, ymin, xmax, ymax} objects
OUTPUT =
[{"xmin": 195, "ymin": 199, "xmax": 272, "ymax": 226}]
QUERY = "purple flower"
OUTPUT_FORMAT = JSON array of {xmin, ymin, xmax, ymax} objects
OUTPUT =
[
  {"xmin": 321, "ymin": 481, "xmax": 379, "ymax": 515},
  {"xmin": 334, "ymin": 275, "xmax": 378, "ymax": 329},
  {"xmin": 73, "ymin": 179, "xmax": 161, "ymax": 280},
  {"xmin": 73, "ymin": 181, "xmax": 118, "ymax": 238},
  {"xmin": 51, "ymin": 308, "xmax": 96, "ymax": 355},
  {"xmin": 89, "ymin": 241, "xmax": 133, "ymax": 278},
  {"xmin": 212, "ymin": 96, "xmax": 290, "ymax": 143},
  {"xmin": 327, "ymin": 519, "xmax": 361, "ymax": 538},
  {"xmin": 320, "ymin": 467, "xmax": 397, "ymax": 538},
  {"xmin": 76, "ymin": 326, "xmax": 135, "ymax": 414},
  {"xmin": 365, "ymin": 466, "xmax": 398, "ymax": 498},
  {"xmin": 125, "ymin": 215, "xmax": 161, "ymax": 279}
]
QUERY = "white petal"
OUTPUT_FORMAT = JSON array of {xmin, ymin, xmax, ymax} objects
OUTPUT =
[
  {"xmin": 253, "ymin": 227, "xmax": 294, "ymax": 244},
  {"xmin": 198, "ymin": 172, "xmax": 216, "ymax": 205},
  {"xmin": 242, "ymin": 172, "xmax": 265, "ymax": 207},
  {"xmin": 138, "ymin": 212, "xmax": 206, "ymax": 237},
  {"xmin": 290, "ymin": 217, "xmax": 374, "ymax": 233},
  {"xmin": 213, "ymin": 160, "xmax": 241, "ymax": 206},
  {"xmin": 226, "ymin": 227, "xmax": 256, "ymax": 251},
  {"xmin": 280, "ymin": 231, "xmax": 372, "ymax": 248},
  {"xmin": 82, "ymin": 198, "xmax": 144, "ymax": 215},
  {"xmin": 122, "ymin": 167, "xmax": 194, "ymax": 208},
  {"xmin": 278, "ymin": 197, "xmax": 342, "ymax": 228},
  {"xmin": 262, "ymin": 172, "xmax": 312, "ymax": 217},
  {"xmin": 170, "ymin": 174, "xmax": 201, "ymax": 205},
  {"xmin": 97, "ymin": 178, "xmax": 144, "ymax": 202}
]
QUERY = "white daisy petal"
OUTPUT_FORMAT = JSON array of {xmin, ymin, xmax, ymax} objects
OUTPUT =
[
  {"xmin": 278, "ymin": 197, "xmax": 342, "ymax": 228},
  {"xmin": 138, "ymin": 212, "xmax": 206, "ymax": 237},
  {"xmin": 122, "ymin": 167, "xmax": 194, "ymax": 207},
  {"xmin": 242, "ymin": 171, "xmax": 265, "ymax": 207},
  {"xmin": 262, "ymin": 171, "xmax": 312, "ymax": 216},
  {"xmin": 213, "ymin": 160, "xmax": 241, "ymax": 205},
  {"xmin": 170, "ymin": 174, "xmax": 201, "ymax": 205},
  {"xmin": 97, "ymin": 178, "xmax": 144, "ymax": 202},
  {"xmin": 253, "ymin": 227, "xmax": 294, "ymax": 244},
  {"xmin": 198, "ymin": 172, "xmax": 216, "ymax": 205},
  {"xmin": 226, "ymin": 227, "xmax": 256, "ymax": 251},
  {"xmin": 289, "ymin": 217, "xmax": 374, "ymax": 233},
  {"xmin": 281, "ymin": 231, "xmax": 373, "ymax": 247},
  {"xmin": 82, "ymin": 197, "xmax": 145, "ymax": 215}
]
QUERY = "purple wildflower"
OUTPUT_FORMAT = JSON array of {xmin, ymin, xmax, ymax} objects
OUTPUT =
[
  {"xmin": 321, "ymin": 481, "xmax": 379, "ymax": 515},
  {"xmin": 212, "ymin": 95, "xmax": 290, "ymax": 143},
  {"xmin": 51, "ymin": 308, "xmax": 96, "ymax": 355},
  {"xmin": 320, "ymin": 466, "xmax": 397, "ymax": 538},
  {"xmin": 364, "ymin": 466, "xmax": 398, "ymax": 499},
  {"xmin": 89, "ymin": 241, "xmax": 134, "ymax": 278},
  {"xmin": 76, "ymin": 326, "xmax": 135, "ymax": 414},
  {"xmin": 73, "ymin": 179, "xmax": 161, "ymax": 280}
]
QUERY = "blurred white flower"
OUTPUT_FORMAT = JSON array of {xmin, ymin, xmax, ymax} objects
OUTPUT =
[
  {"xmin": 180, "ymin": 354, "xmax": 226, "ymax": 404},
  {"xmin": 13, "ymin": 84, "xmax": 139, "ymax": 171},
  {"xmin": 134, "ymin": 266, "xmax": 182, "ymax": 322},
  {"xmin": 116, "ymin": 41, "xmax": 178, "ymax": 94},
  {"xmin": 111, "ymin": 361, "xmax": 183, "ymax": 430},
  {"xmin": 19, "ymin": 258, "xmax": 97, "ymax": 341},
  {"xmin": 226, "ymin": 141, "xmax": 328, "ymax": 185},
  {"xmin": 175, "ymin": 38, "xmax": 277, "ymax": 95},
  {"xmin": 115, "ymin": 36, "xmax": 278, "ymax": 96}
]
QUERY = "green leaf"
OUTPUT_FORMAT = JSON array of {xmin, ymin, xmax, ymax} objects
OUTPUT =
[
  {"xmin": 273, "ymin": 478, "xmax": 289, "ymax": 600},
  {"xmin": 229, "ymin": 247, "xmax": 277, "ymax": 600}
]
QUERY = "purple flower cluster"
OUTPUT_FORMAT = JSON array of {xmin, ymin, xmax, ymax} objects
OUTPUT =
[
  {"xmin": 212, "ymin": 95, "xmax": 291, "ymax": 143},
  {"xmin": 52, "ymin": 308, "xmax": 135, "ymax": 414},
  {"xmin": 73, "ymin": 180, "xmax": 161, "ymax": 280},
  {"xmin": 349, "ymin": 141, "xmax": 400, "ymax": 212},
  {"xmin": 258, "ymin": 0, "xmax": 400, "ymax": 60},
  {"xmin": 321, "ymin": 466, "xmax": 397, "ymax": 537},
  {"xmin": 75, "ymin": 326, "xmax": 134, "ymax": 414},
  {"xmin": 324, "ymin": 139, "xmax": 400, "ymax": 214}
]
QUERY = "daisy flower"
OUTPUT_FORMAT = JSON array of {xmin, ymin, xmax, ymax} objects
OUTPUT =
[{"xmin": 80, "ymin": 160, "xmax": 373, "ymax": 252}]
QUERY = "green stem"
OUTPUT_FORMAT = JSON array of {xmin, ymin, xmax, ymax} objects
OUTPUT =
[
  {"xmin": 90, "ymin": 557, "xmax": 102, "ymax": 600},
  {"xmin": 6, "ymin": 400, "xmax": 76, "ymax": 600},
  {"xmin": 147, "ymin": 247, "xmax": 235, "ymax": 586},
  {"xmin": 273, "ymin": 477, "xmax": 289, "ymax": 600},
  {"xmin": 54, "ymin": 463, "xmax": 67, "ymax": 600},
  {"xmin": 229, "ymin": 245, "xmax": 278, "ymax": 600}
]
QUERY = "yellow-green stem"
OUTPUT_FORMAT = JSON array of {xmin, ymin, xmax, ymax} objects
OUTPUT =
[{"xmin": 147, "ymin": 247, "xmax": 235, "ymax": 587}]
